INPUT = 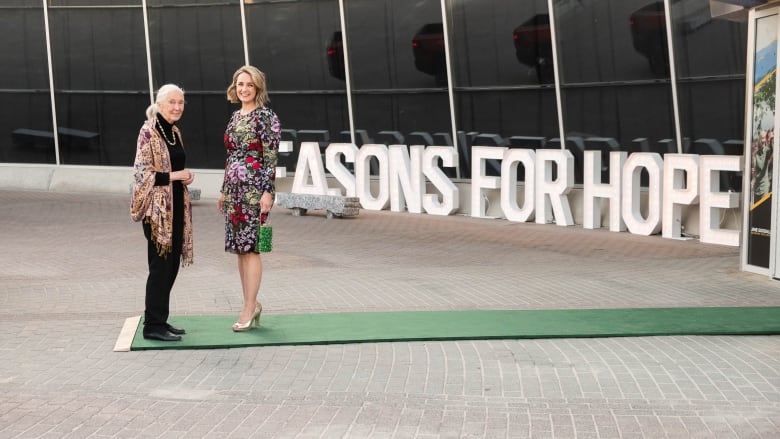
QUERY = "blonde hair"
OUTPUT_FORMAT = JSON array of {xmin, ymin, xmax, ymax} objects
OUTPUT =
[
  {"xmin": 226, "ymin": 65, "xmax": 269, "ymax": 107},
  {"xmin": 145, "ymin": 84, "xmax": 185, "ymax": 119}
]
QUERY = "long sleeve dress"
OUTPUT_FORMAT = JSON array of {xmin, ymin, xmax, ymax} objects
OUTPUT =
[{"xmin": 221, "ymin": 106, "xmax": 281, "ymax": 254}]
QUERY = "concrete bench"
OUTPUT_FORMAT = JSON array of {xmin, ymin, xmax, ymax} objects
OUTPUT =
[
  {"xmin": 13, "ymin": 127, "xmax": 100, "ymax": 149},
  {"xmin": 275, "ymin": 192, "xmax": 360, "ymax": 219},
  {"xmin": 12, "ymin": 128, "xmax": 54, "ymax": 147}
]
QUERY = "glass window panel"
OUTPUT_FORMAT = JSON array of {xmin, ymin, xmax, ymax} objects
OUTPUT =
[
  {"xmin": 48, "ymin": 4, "xmax": 148, "ymax": 165},
  {"xmin": 555, "ymin": 0, "xmax": 676, "ymax": 184},
  {"xmin": 246, "ymin": 0, "xmax": 347, "ymax": 172},
  {"xmin": 4, "ymin": 0, "xmax": 45, "ymax": 5},
  {"xmin": 346, "ymin": 0, "xmax": 447, "ymax": 89},
  {"xmin": 450, "ymin": 0, "xmax": 550, "ymax": 87},
  {"xmin": 49, "ymin": 6, "xmax": 147, "ymax": 91},
  {"xmin": 49, "ymin": 1, "xmax": 140, "ymax": 6},
  {"xmin": 455, "ymin": 89, "xmax": 559, "ymax": 179},
  {"xmin": 174, "ymin": 94, "xmax": 236, "ymax": 169},
  {"xmin": 147, "ymin": 0, "xmax": 224, "ymax": 5},
  {"xmin": 1, "ymin": 92, "xmax": 55, "ymax": 164},
  {"xmin": 448, "ymin": 0, "xmax": 556, "ymax": 179},
  {"xmin": 271, "ymin": 94, "xmax": 348, "ymax": 136},
  {"xmin": 562, "ymin": 84, "xmax": 675, "ymax": 151},
  {"xmin": 54, "ymin": 93, "xmax": 148, "ymax": 166},
  {"xmin": 0, "ymin": 3, "xmax": 54, "ymax": 164},
  {"xmin": 672, "ymin": 0, "xmax": 746, "ymax": 78},
  {"xmin": 246, "ymin": 0, "xmax": 344, "ymax": 91},
  {"xmin": 352, "ymin": 92, "xmax": 452, "ymax": 138},
  {"xmin": 146, "ymin": 1, "xmax": 244, "ymax": 169},
  {"xmin": 0, "ymin": 3, "xmax": 49, "ymax": 88},
  {"xmin": 261, "ymin": 94, "xmax": 349, "ymax": 172},
  {"xmin": 556, "ymin": 0, "xmax": 670, "ymax": 82},
  {"xmin": 671, "ymin": 0, "xmax": 747, "ymax": 151},
  {"xmin": 455, "ymin": 90, "xmax": 559, "ymax": 139},
  {"xmin": 147, "ymin": 1, "xmax": 244, "ymax": 90},
  {"xmin": 677, "ymin": 80, "xmax": 746, "ymax": 153},
  {"xmin": 346, "ymin": 0, "xmax": 452, "ymax": 153}
]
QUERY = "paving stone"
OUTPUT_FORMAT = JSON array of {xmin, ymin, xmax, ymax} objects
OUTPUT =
[{"xmin": 1, "ymin": 189, "xmax": 780, "ymax": 438}]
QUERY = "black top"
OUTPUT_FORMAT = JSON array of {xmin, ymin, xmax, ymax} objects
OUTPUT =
[{"xmin": 153, "ymin": 113, "xmax": 185, "ymax": 186}]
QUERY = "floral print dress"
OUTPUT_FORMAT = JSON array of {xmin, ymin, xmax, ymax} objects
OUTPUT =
[{"xmin": 222, "ymin": 107, "xmax": 280, "ymax": 254}]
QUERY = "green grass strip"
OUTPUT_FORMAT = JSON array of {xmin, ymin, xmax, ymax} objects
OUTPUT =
[{"xmin": 130, "ymin": 307, "xmax": 780, "ymax": 351}]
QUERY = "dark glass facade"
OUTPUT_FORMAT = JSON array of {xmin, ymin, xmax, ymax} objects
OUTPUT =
[
  {"xmin": 1, "ymin": 1, "xmax": 54, "ymax": 164},
  {"xmin": 49, "ymin": 3, "xmax": 148, "ymax": 166},
  {"xmin": 346, "ymin": 0, "xmax": 452, "ymax": 159},
  {"xmin": 247, "ymin": 0, "xmax": 347, "ymax": 170},
  {"xmin": 0, "ymin": 0, "xmax": 748, "ymax": 181},
  {"xmin": 671, "ymin": 0, "xmax": 747, "ymax": 157},
  {"xmin": 553, "ymin": 0, "xmax": 674, "ymax": 182}
]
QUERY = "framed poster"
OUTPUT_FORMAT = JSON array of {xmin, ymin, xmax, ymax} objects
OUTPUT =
[{"xmin": 743, "ymin": 9, "xmax": 777, "ymax": 273}]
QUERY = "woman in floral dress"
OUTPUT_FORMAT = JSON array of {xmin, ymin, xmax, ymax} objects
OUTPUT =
[{"xmin": 217, "ymin": 65, "xmax": 281, "ymax": 332}]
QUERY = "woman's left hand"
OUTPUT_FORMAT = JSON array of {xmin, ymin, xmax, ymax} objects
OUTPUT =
[
  {"xmin": 260, "ymin": 192, "xmax": 273, "ymax": 214},
  {"xmin": 173, "ymin": 169, "xmax": 194, "ymax": 186},
  {"xmin": 182, "ymin": 170, "xmax": 195, "ymax": 186}
]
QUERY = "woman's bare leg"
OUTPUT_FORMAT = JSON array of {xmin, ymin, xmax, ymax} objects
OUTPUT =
[{"xmin": 236, "ymin": 253, "xmax": 263, "ymax": 323}]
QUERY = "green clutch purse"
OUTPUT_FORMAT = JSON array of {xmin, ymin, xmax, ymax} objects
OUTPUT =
[{"xmin": 256, "ymin": 224, "xmax": 273, "ymax": 253}]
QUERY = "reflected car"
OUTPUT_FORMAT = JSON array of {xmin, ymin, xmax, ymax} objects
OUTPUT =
[
  {"xmin": 512, "ymin": 14, "xmax": 553, "ymax": 83},
  {"xmin": 326, "ymin": 31, "xmax": 345, "ymax": 81},
  {"xmin": 629, "ymin": 2, "xmax": 669, "ymax": 76},
  {"xmin": 412, "ymin": 23, "xmax": 446, "ymax": 85}
]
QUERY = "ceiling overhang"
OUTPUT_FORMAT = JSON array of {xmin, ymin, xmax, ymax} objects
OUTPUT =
[{"xmin": 710, "ymin": 0, "xmax": 771, "ymax": 21}]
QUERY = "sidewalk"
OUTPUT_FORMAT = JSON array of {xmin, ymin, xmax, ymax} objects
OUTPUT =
[{"xmin": 1, "ymin": 189, "xmax": 779, "ymax": 438}]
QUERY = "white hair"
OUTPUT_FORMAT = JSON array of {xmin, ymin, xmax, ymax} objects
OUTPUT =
[{"xmin": 145, "ymin": 83, "xmax": 185, "ymax": 119}]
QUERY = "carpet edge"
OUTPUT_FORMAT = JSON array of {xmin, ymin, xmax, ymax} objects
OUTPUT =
[{"xmin": 114, "ymin": 315, "xmax": 141, "ymax": 352}]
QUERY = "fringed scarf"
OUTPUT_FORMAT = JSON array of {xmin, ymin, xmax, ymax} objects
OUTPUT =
[{"xmin": 130, "ymin": 117, "xmax": 194, "ymax": 266}]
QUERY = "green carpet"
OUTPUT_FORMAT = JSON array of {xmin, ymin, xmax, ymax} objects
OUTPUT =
[{"xmin": 122, "ymin": 307, "xmax": 780, "ymax": 351}]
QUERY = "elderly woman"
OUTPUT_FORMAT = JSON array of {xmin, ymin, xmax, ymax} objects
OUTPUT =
[
  {"xmin": 217, "ymin": 65, "xmax": 281, "ymax": 332},
  {"xmin": 130, "ymin": 83, "xmax": 195, "ymax": 342}
]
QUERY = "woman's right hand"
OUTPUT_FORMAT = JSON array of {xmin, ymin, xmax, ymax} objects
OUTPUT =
[{"xmin": 217, "ymin": 193, "xmax": 224, "ymax": 214}]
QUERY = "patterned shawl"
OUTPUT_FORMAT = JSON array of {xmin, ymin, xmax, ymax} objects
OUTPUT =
[{"xmin": 130, "ymin": 117, "xmax": 194, "ymax": 266}]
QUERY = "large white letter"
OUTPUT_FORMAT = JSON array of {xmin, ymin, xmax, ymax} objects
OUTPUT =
[
  {"xmin": 500, "ymin": 148, "xmax": 535, "ymax": 222},
  {"xmin": 423, "ymin": 146, "xmax": 459, "ymax": 215},
  {"xmin": 471, "ymin": 146, "xmax": 506, "ymax": 218},
  {"xmin": 291, "ymin": 141, "xmax": 329, "ymax": 195},
  {"xmin": 534, "ymin": 149, "xmax": 574, "ymax": 226},
  {"xmin": 663, "ymin": 154, "xmax": 699, "ymax": 239},
  {"xmin": 389, "ymin": 145, "xmax": 424, "ymax": 213},
  {"xmin": 699, "ymin": 155, "xmax": 741, "ymax": 246},
  {"xmin": 583, "ymin": 150, "xmax": 627, "ymax": 231},
  {"xmin": 276, "ymin": 140, "xmax": 293, "ymax": 178},
  {"xmin": 622, "ymin": 152, "xmax": 663, "ymax": 235},
  {"xmin": 355, "ymin": 144, "xmax": 389, "ymax": 210},
  {"xmin": 325, "ymin": 143, "xmax": 358, "ymax": 196}
]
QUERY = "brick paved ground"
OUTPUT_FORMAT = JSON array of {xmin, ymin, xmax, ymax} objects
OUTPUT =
[{"xmin": 1, "ymin": 189, "xmax": 779, "ymax": 438}]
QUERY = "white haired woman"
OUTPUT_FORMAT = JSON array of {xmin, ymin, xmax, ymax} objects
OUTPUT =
[{"xmin": 130, "ymin": 83, "xmax": 195, "ymax": 342}]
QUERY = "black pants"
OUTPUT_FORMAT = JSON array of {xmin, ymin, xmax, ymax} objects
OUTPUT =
[{"xmin": 143, "ymin": 188, "xmax": 183, "ymax": 333}]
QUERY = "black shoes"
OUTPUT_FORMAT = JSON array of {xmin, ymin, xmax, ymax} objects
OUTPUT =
[
  {"xmin": 166, "ymin": 324, "xmax": 186, "ymax": 335},
  {"xmin": 142, "ymin": 322, "xmax": 185, "ymax": 341},
  {"xmin": 143, "ymin": 330, "xmax": 182, "ymax": 342}
]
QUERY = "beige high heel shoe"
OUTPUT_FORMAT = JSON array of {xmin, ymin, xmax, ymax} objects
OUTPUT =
[
  {"xmin": 251, "ymin": 302, "xmax": 263, "ymax": 328},
  {"xmin": 231, "ymin": 319, "xmax": 253, "ymax": 332},
  {"xmin": 232, "ymin": 303, "xmax": 263, "ymax": 332}
]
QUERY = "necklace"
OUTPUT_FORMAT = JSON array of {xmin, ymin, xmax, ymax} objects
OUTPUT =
[{"xmin": 156, "ymin": 120, "xmax": 177, "ymax": 146}]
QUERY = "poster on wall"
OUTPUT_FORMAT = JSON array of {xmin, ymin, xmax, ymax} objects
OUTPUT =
[{"xmin": 747, "ymin": 14, "xmax": 777, "ymax": 269}]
